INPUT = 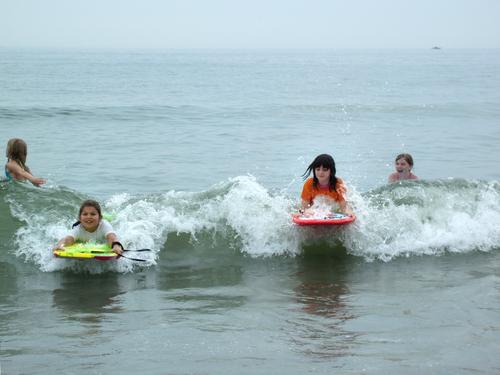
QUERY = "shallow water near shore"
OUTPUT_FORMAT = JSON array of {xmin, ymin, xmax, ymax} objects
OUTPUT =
[{"xmin": 1, "ymin": 48, "xmax": 500, "ymax": 374}]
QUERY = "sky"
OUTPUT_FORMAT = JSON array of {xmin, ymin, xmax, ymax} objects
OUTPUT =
[{"xmin": 1, "ymin": 0, "xmax": 499, "ymax": 49}]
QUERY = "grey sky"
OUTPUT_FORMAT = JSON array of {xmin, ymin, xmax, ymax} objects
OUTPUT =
[{"xmin": 1, "ymin": 0, "xmax": 499, "ymax": 49}]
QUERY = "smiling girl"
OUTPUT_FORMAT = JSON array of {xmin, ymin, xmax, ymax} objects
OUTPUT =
[
  {"xmin": 388, "ymin": 153, "xmax": 418, "ymax": 183},
  {"xmin": 300, "ymin": 154, "xmax": 350, "ymax": 214},
  {"xmin": 54, "ymin": 200, "xmax": 123, "ymax": 255}
]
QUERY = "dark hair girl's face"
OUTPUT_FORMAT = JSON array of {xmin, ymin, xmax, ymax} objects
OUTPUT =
[
  {"xmin": 311, "ymin": 155, "xmax": 335, "ymax": 176},
  {"xmin": 313, "ymin": 165, "xmax": 331, "ymax": 184}
]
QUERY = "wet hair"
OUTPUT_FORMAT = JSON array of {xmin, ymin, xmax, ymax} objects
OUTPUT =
[
  {"xmin": 72, "ymin": 199, "xmax": 103, "ymax": 228},
  {"xmin": 6, "ymin": 139, "xmax": 14, "ymax": 157},
  {"xmin": 302, "ymin": 154, "xmax": 338, "ymax": 192},
  {"xmin": 6, "ymin": 138, "xmax": 30, "ymax": 172},
  {"xmin": 395, "ymin": 153, "xmax": 414, "ymax": 168}
]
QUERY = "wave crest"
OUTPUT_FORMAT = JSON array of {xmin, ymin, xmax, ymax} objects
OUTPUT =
[{"xmin": 2, "ymin": 177, "xmax": 499, "ymax": 272}]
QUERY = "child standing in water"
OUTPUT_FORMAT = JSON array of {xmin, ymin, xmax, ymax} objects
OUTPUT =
[
  {"xmin": 300, "ymin": 154, "xmax": 351, "ymax": 214},
  {"xmin": 388, "ymin": 153, "xmax": 418, "ymax": 183},
  {"xmin": 54, "ymin": 200, "xmax": 124, "ymax": 255},
  {"xmin": 5, "ymin": 138, "xmax": 46, "ymax": 186}
]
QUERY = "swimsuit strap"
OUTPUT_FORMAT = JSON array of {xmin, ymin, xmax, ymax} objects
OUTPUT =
[{"xmin": 5, "ymin": 166, "xmax": 13, "ymax": 181}]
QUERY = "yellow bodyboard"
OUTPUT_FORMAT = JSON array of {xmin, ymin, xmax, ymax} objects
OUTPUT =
[{"xmin": 53, "ymin": 243, "xmax": 117, "ymax": 261}]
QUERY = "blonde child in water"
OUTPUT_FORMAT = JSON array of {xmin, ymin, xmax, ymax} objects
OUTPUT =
[
  {"xmin": 5, "ymin": 138, "xmax": 46, "ymax": 186},
  {"xmin": 299, "ymin": 154, "xmax": 352, "ymax": 215},
  {"xmin": 55, "ymin": 200, "xmax": 124, "ymax": 255},
  {"xmin": 388, "ymin": 153, "xmax": 418, "ymax": 183}
]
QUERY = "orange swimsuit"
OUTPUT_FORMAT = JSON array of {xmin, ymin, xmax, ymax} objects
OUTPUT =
[{"xmin": 301, "ymin": 177, "xmax": 346, "ymax": 206}]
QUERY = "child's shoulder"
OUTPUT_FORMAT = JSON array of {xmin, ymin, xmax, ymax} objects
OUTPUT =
[
  {"xmin": 6, "ymin": 159, "xmax": 17, "ymax": 168},
  {"xmin": 5, "ymin": 160, "xmax": 21, "ymax": 178},
  {"xmin": 303, "ymin": 177, "xmax": 314, "ymax": 187},
  {"xmin": 99, "ymin": 219, "xmax": 115, "ymax": 232},
  {"xmin": 6, "ymin": 159, "xmax": 25, "ymax": 172},
  {"xmin": 100, "ymin": 219, "xmax": 113, "ymax": 228}
]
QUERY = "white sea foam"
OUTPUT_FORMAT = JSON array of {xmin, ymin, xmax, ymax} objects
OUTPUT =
[
  {"xmin": 345, "ymin": 180, "xmax": 500, "ymax": 261},
  {"xmin": 5, "ymin": 177, "xmax": 500, "ymax": 272},
  {"xmin": 94, "ymin": 177, "xmax": 500, "ymax": 261}
]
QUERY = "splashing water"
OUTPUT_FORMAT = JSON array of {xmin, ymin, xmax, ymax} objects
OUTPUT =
[{"xmin": 2, "ymin": 177, "xmax": 499, "ymax": 272}]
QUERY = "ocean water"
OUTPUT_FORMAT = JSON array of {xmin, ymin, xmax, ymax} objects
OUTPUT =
[{"xmin": 1, "ymin": 48, "xmax": 500, "ymax": 374}]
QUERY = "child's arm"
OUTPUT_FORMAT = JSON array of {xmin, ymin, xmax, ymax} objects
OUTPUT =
[
  {"xmin": 54, "ymin": 235, "xmax": 75, "ymax": 250},
  {"xmin": 7, "ymin": 160, "xmax": 46, "ymax": 186},
  {"xmin": 339, "ymin": 199, "xmax": 347, "ymax": 213},
  {"xmin": 300, "ymin": 180, "xmax": 313, "ymax": 212},
  {"xmin": 291, "ymin": 200, "xmax": 311, "ymax": 217},
  {"xmin": 335, "ymin": 179, "xmax": 349, "ymax": 214},
  {"xmin": 301, "ymin": 199, "xmax": 311, "ymax": 210},
  {"xmin": 339, "ymin": 200, "xmax": 354, "ymax": 215},
  {"xmin": 106, "ymin": 233, "xmax": 124, "ymax": 255}
]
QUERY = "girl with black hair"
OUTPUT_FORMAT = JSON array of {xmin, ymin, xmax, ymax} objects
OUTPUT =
[{"xmin": 300, "ymin": 154, "xmax": 350, "ymax": 214}]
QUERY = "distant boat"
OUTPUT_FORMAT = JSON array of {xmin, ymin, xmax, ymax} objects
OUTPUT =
[{"xmin": 432, "ymin": 46, "xmax": 441, "ymax": 50}]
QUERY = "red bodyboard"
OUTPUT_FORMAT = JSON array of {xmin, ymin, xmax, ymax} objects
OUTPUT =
[{"xmin": 293, "ymin": 213, "xmax": 356, "ymax": 226}]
